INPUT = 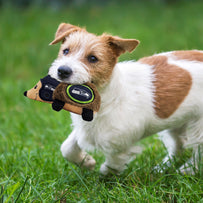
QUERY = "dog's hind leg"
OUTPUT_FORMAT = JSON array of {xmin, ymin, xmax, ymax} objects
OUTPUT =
[
  {"xmin": 61, "ymin": 130, "xmax": 96, "ymax": 170},
  {"xmin": 155, "ymin": 126, "xmax": 186, "ymax": 172},
  {"xmin": 179, "ymin": 144, "xmax": 203, "ymax": 175},
  {"xmin": 178, "ymin": 118, "xmax": 203, "ymax": 174}
]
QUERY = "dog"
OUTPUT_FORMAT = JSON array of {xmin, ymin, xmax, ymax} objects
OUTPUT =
[{"xmin": 48, "ymin": 23, "xmax": 203, "ymax": 175}]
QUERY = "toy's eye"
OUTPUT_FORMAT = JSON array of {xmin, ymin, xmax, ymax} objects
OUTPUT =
[
  {"xmin": 88, "ymin": 55, "xmax": 98, "ymax": 63},
  {"xmin": 34, "ymin": 85, "xmax": 38, "ymax": 89},
  {"xmin": 63, "ymin": 48, "xmax": 70, "ymax": 55}
]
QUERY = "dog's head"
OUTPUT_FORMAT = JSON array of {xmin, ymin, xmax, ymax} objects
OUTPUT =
[{"xmin": 48, "ymin": 23, "xmax": 139, "ymax": 87}]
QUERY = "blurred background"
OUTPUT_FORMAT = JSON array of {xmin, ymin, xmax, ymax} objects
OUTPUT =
[
  {"xmin": 0, "ymin": 0, "xmax": 203, "ymax": 201},
  {"xmin": 1, "ymin": 0, "xmax": 203, "ymax": 152},
  {"xmin": 1, "ymin": 0, "xmax": 203, "ymax": 81},
  {"xmin": 1, "ymin": 0, "xmax": 203, "ymax": 161}
]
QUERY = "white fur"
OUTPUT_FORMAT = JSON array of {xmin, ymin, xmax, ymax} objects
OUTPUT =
[
  {"xmin": 49, "ymin": 56, "xmax": 90, "ymax": 84},
  {"xmin": 51, "ymin": 51, "xmax": 203, "ymax": 175}
]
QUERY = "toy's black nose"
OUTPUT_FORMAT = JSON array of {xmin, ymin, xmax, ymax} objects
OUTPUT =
[
  {"xmin": 24, "ymin": 91, "xmax": 27, "ymax": 97},
  {"xmin": 58, "ymin": 66, "xmax": 73, "ymax": 79}
]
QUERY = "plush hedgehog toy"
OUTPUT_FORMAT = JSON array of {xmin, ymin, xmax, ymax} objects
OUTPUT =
[{"xmin": 24, "ymin": 75, "xmax": 101, "ymax": 121}]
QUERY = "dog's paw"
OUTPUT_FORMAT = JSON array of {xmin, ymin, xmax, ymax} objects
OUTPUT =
[
  {"xmin": 80, "ymin": 153, "xmax": 96, "ymax": 170},
  {"xmin": 153, "ymin": 156, "xmax": 173, "ymax": 173},
  {"xmin": 100, "ymin": 163, "xmax": 120, "ymax": 176},
  {"xmin": 178, "ymin": 160, "xmax": 196, "ymax": 175},
  {"xmin": 153, "ymin": 162, "xmax": 171, "ymax": 173},
  {"xmin": 178, "ymin": 165, "xmax": 195, "ymax": 175},
  {"xmin": 153, "ymin": 165, "xmax": 164, "ymax": 173}
]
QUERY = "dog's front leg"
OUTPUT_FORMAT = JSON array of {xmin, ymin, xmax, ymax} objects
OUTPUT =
[
  {"xmin": 100, "ymin": 146, "xmax": 139, "ymax": 175},
  {"xmin": 100, "ymin": 153, "xmax": 129, "ymax": 175},
  {"xmin": 60, "ymin": 130, "xmax": 96, "ymax": 170}
]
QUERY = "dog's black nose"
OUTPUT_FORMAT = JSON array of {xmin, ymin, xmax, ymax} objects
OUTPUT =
[
  {"xmin": 58, "ymin": 66, "xmax": 73, "ymax": 79},
  {"xmin": 24, "ymin": 91, "xmax": 27, "ymax": 97}
]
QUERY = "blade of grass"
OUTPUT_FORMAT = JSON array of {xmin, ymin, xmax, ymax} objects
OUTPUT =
[
  {"xmin": 14, "ymin": 176, "xmax": 29, "ymax": 203},
  {"xmin": 68, "ymin": 164, "xmax": 89, "ymax": 192},
  {"xmin": 0, "ymin": 186, "xmax": 4, "ymax": 203},
  {"xmin": 4, "ymin": 182, "xmax": 20, "ymax": 203}
]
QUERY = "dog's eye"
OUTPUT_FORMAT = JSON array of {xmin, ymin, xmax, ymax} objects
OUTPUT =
[
  {"xmin": 63, "ymin": 48, "xmax": 70, "ymax": 56},
  {"xmin": 88, "ymin": 55, "xmax": 98, "ymax": 63}
]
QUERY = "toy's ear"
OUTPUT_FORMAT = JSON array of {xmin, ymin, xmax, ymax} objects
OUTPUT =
[
  {"xmin": 49, "ymin": 23, "xmax": 83, "ymax": 45},
  {"xmin": 24, "ymin": 81, "xmax": 43, "ymax": 102},
  {"xmin": 102, "ymin": 34, "xmax": 140, "ymax": 56}
]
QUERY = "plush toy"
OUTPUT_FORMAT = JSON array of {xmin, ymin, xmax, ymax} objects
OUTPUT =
[{"xmin": 24, "ymin": 75, "xmax": 101, "ymax": 121}]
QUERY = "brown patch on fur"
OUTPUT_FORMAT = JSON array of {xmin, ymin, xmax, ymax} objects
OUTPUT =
[
  {"xmin": 102, "ymin": 34, "xmax": 140, "ymax": 56},
  {"xmin": 85, "ymin": 35, "xmax": 139, "ymax": 86},
  {"xmin": 49, "ymin": 23, "xmax": 85, "ymax": 45},
  {"xmin": 139, "ymin": 55, "xmax": 192, "ymax": 118},
  {"xmin": 173, "ymin": 50, "xmax": 203, "ymax": 62},
  {"xmin": 82, "ymin": 35, "xmax": 120, "ymax": 86}
]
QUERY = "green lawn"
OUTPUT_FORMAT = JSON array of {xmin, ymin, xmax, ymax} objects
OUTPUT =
[{"xmin": 0, "ymin": 1, "xmax": 203, "ymax": 202}]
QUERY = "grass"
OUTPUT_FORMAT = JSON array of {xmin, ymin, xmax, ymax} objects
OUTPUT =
[{"xmin": 0, "ymin": 1, "xmax": 203, "ymax": 202}]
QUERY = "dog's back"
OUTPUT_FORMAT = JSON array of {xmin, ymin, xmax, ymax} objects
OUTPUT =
[
  {"xmin": 136, "ymin": 50, "xmax": 203, "ymax": 173},
  {"xmin": 72, "ymin": 50, "xmax": 203, "ymax": 147},
  {"xmin": 138, "ymin": 50, "xmax": 203, "ymax": 140}
]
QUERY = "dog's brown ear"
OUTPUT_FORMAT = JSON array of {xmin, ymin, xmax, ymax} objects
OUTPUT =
[
  {"xmin": 104, "ymin": 35, "xmax": 140, "ymax": 56},
  {"xmin": 49, "ymin": 23, "xmax": 83, "ymax": 45}
]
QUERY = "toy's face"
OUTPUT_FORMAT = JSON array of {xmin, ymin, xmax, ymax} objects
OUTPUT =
[
  {"xmin": 24, "ymin": 75, "xmax": 60, "ymax": 103},
  {"xmin": 24, "ymin": 81, "xmax": 44, "ymax": 102}
]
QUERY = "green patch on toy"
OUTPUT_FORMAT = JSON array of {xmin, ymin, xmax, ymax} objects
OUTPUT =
[
  {"xmin": 24, "ymin": 75, "xmax": 101, "ymax": 121},
  {"xmin": 66, "ymin": 84, "xmax": 94, "ymax": 104}
]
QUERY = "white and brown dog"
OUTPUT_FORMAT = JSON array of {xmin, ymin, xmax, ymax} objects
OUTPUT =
[{"xmin": 49, "ymin": 23, "xmax": 203, "ymax": 175}]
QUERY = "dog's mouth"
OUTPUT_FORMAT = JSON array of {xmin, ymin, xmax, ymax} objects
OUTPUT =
[
  {"xmin": 48, "ymin": 60, "xmax": 91, "ymax": 85},
  {"xmin": 54, "ymin": 75, "xmax": 91, "ymax": 85},
  {"xmin": 55, "ymin": 70, "xmax": 91, "ymax": 85}
]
